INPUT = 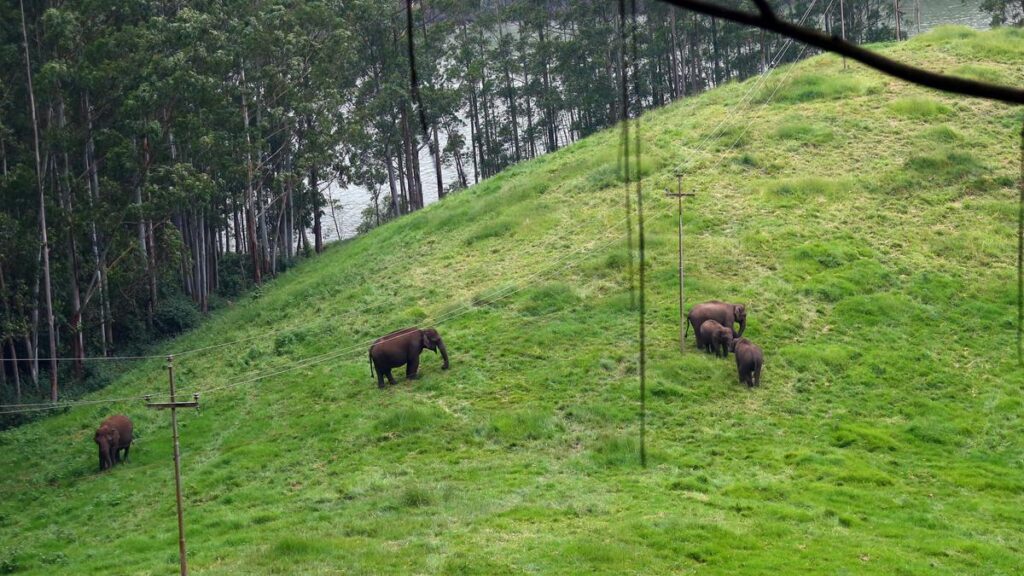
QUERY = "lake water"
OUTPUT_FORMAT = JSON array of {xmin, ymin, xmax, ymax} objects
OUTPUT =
[
  {"xmin": 323, "ymin": 0, "xmax": 993, "ymax": 241},
  {"xmin": 917, "ymin": 0, "xmax": 990, "ymax": 32}
]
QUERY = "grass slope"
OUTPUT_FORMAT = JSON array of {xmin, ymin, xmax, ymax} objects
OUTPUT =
[{"xmin": 2, "ymin": 26, "xmax": 1024, "ymax": 575}]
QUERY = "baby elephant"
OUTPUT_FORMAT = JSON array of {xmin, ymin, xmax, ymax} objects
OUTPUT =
[
  {"xmin": 95, "ymin": 414, "xmax": 133, "ymax": 471},
  {"xmin": 729, "ymin": 338, "xmax": 763, "ymax": 388},
  {"xmin": 699, "ymin": 320, "xmax": 733, "ymax": 358}
]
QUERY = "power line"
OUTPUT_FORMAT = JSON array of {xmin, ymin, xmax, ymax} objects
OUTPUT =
[{"xmin": 0, "ymin": 1, "xmax": 832, "ymax": 414}]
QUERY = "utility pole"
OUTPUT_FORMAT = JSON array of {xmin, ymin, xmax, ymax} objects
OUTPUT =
[
  {"xmin": 147, "ymin": 355, "xmax": 199, "ymax": 576},
  {"xmin": 665, "ymin": 174, "xmax": 695, "ymax": 353},
  {"xmin": 894, "ymin": 0, "xmax": 902, "ymax": 41},
  {"xmin": 839, "ymin": 0, "xmax": 847, "ymax": 69}
]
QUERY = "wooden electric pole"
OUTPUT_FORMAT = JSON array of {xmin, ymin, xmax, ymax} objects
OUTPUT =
[
  {"xmin": 839, "ymin": 0, "xmax": 847, "ymax": 69},
  {"xmin": 147, "ymin": 355, "xmax": 199, "ymax": 576},
  {"xmin": 665, "ymin": 174, "xmax": 695, "ymax": 353}
]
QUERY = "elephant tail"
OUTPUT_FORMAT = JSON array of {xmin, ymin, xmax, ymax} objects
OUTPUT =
[
  {"xmin": 368, "ymin": 348, "xmax": 375, "ymax": 378},
  {"xmin": 684, "ymin": 318, "xmax": 690, "ymax": 339}
]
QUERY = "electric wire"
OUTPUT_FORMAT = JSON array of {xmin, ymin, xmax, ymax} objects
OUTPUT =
[{"xmin": 0, "ymin": 1, "xmax": 832, "ymax": 414}]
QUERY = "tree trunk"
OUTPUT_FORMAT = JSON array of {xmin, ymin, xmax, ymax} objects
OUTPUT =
[
  {"xmin": 310, "ymin": 164, "xmax": 323, "ymax": 253},
  {"xmin": 537, "ymin": 22, "xmax": 556, "ymax": 153},
  {"xmin": 0, "ymin": 267, "xmax": 21, "ymax": 403},
  {"xmin": 240, "ymin": 64, "xmax": 262, "ymax": 284},
  {"xmin": 20, "ymin": 0, "xmax": 58, "ymax": 401},
  {"xmin": 55, "ymin": 96, "xmax": 84, "ymax": 380},
  {"xmin": 384, "ymin": 142, "xmax": 401, "ymax": 218},
  {"xmin": 83, "ymin": 92, "xmax": 110, "ymax": 356},
  {"xmin": 468, "ymin": 80, "xmax": 482, "ymax": 183}
]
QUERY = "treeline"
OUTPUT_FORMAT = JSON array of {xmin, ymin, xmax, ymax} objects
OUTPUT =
[{"xmin": 0, "ymin": 0, "xmax": 913, "ymax": 406}]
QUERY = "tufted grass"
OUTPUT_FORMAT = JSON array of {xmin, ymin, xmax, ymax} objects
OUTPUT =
[{"xmin": 0, "ymin": 27, "xmax": 1023, "ymax": 575}]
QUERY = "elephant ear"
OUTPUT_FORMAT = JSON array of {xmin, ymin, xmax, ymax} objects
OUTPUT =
[{"xmin": 421, "ymin": 332, "xmax": 431, "ymax": 349}]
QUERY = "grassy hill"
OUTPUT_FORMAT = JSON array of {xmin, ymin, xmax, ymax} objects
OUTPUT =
[{"xmin": 2, "ymin": 26, "xmax": 1023, "ymax": 575}]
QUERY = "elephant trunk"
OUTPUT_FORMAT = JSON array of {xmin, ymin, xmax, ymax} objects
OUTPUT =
[
  {"xmin": 438, "ymin": 340, "xmax": 450, "ymax": 370},
  {"xmin": 98, "ymin": 444, "xmax": 109, "ymax": 471},
  {"xmin": 736, "ymin": 318, "xmax": 746, "ymax": 338}
]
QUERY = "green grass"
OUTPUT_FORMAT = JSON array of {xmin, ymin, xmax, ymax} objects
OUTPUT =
[
  {"xmin": 1, "ymin": 27, "xmax": 1023, "ymax": 574},
  {"xmin": 890, "ymin": 97, "xmax": 952, "ymax": 118}
]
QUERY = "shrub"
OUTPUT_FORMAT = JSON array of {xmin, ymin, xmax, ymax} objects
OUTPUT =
[
  {"xmin": 153, "ymin": 294, "xmax": 202, "ymax": 337},
  {"xmin": 217, "ymin": 252, "xmax": 248, "ymax": 297}
]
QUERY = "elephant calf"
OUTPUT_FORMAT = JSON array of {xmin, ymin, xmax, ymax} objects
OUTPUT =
[
  {"xmin": 686, "ymin": 301, "xmax": 747, "ymax": 349},
  {"xmin": 369, "ymin": 327, "xmax": 449, "ymax": 388},
  {"xmin": 95, "ymin": 414, "xmax": 133, "ymax": 471},
  {"xmin": 729, "ymin": 338, "xmax": 763, "ymax": 388},
  {"xmin": 699, "ymin": 320, "xmax": 733, "ymax": 358}
]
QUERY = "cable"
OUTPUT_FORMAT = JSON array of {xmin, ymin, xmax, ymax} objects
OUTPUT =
[
  {"xmin": 184, "ymin": 216, "xmax": 633, "ymax": 398},
  {"xmin": 0, "ymin": 2, "xmax": 832, "ymax": 414},
  {"xmin": 673, "ymin": 0, "xmax": 822, "ymax": 171}
]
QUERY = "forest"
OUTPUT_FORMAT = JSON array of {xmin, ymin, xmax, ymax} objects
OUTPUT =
[{"xmin": 0, "ymin": 0, "xmax": 1010, "ymax": 411}]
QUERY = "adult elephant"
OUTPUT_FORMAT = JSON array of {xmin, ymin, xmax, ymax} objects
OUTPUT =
[
  {"xmin": 94, "ymin": 414, "xmax": 133, "ymax": 472},
  {"xmin": 685, "ymin": 301, "xmax": 747, "ymax": 349},
  {"xmin": 369, "ymin": 327, "xmax": 449, "ymax": 388}
]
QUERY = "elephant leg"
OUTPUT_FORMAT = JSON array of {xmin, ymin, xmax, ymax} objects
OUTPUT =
[
  {"xmin": 377, "ymin": 369, "xmax": 386, "ymax": 389},
  {"xmin": 122, "ymin": 446, "xmax": 130, "ymax": 463},
  {"xmin": 385, "ymin": 369, "xmax": 397, "ymax": 386},
  {"xmin": 406, "ymin": 355, "xmax": 420, "ymax": 379}
]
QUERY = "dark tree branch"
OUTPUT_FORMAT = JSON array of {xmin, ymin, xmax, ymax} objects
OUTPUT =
[
  {"xmin": 750, "ymin": 0, "xmax": 776, "ymax": 20},
  {"xmin": 657, "ymin": 0, "xmax": 1024, "ymax": 104}
]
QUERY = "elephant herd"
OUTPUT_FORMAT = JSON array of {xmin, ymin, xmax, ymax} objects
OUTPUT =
[
  {"xmin": 92, "ymin": 305, "xmax": 761, "ymax": 472},
  {"xmin": 366, "ymin": 302, "xmax": 764, "ymax": 393},
  {"xmin": 686, "ymin": 300, "xmax": 764, "ymax": 387}
]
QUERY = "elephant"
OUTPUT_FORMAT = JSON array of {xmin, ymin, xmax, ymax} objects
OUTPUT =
[
  {"xmin": 685, "ymin": 301, "xmax": 747, "ymax": 349},
  {"xmin": 729, "ymin": 337, "xmax": 763, "ymax": 388},
  {"xmin": 699, "ymin": 319, "xmax": 733, "ymax": 358},
  {"xmin": 94, "ymin": 415, "xmax": 133, "ymax": 471},
  {"xmin": 369, "ymin": 327, "xmax": 449, "ymax": 388}
]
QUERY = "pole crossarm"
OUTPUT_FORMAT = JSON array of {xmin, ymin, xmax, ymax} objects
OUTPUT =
[
  {"xmin": 657, "ymin": 0, "xmax": 1024, "ymax": 105},
  {"xmin": 146, "ymin": 400, "xmax": 199, "ymax": 410}
]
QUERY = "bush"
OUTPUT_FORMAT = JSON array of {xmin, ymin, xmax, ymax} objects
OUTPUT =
[
  {"xmin": 217, "ymin": 252, "xmax": 248, "ymax": 297},
  {"xmin": 153, "ymin": 295, "xmax": 202, "ymax": 337}
]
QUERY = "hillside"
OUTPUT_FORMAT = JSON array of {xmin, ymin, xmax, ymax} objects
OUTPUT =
[{"xmin": 1, "ymin": 26, "xmax": 1023, "ymax": 575}]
